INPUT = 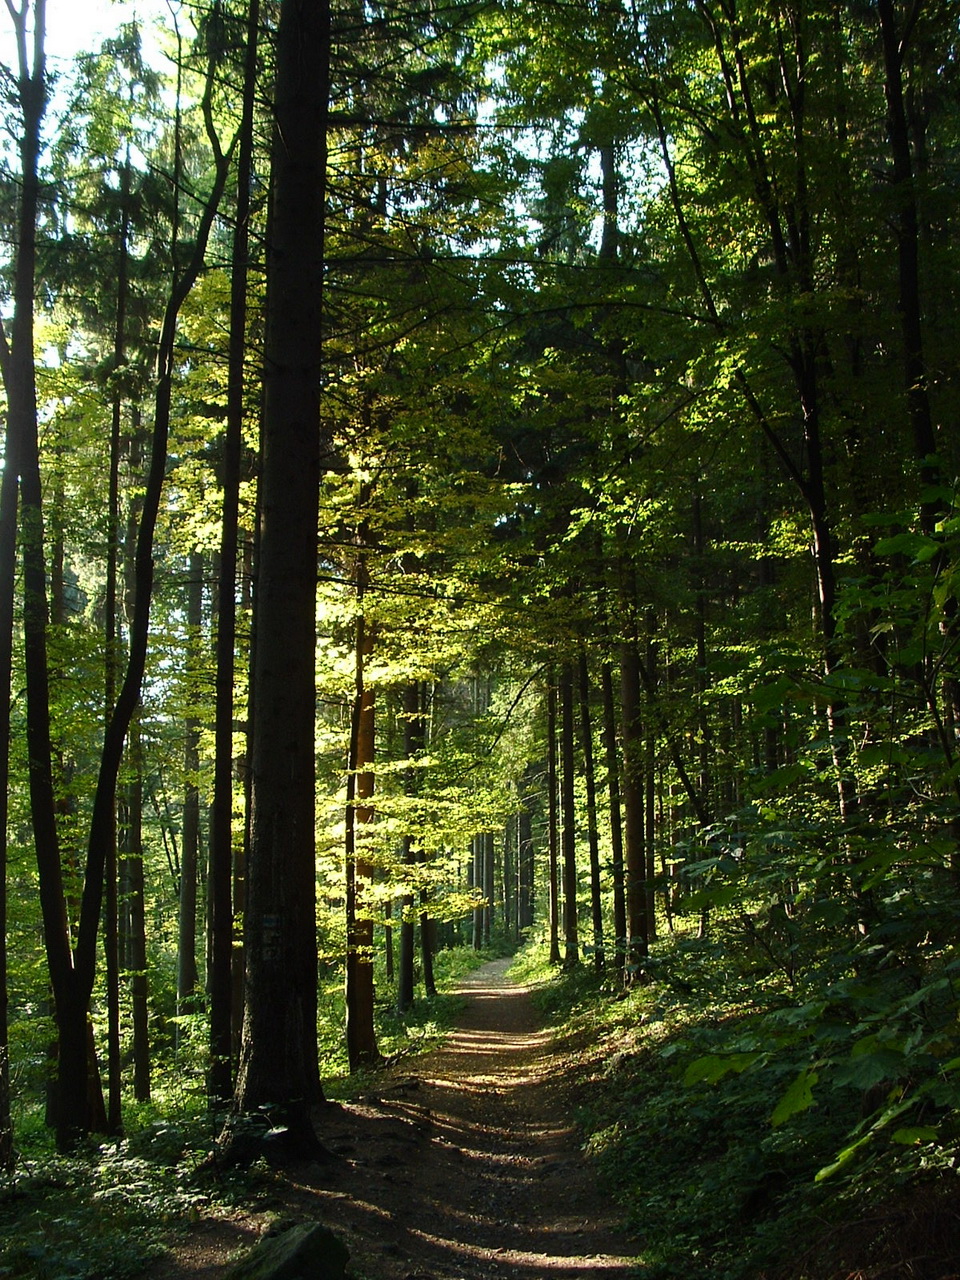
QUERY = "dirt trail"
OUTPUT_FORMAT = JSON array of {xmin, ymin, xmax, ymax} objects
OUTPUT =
[{"xmin": 155, "ymin": 959, "xmax": 639, "ymax": 1279}]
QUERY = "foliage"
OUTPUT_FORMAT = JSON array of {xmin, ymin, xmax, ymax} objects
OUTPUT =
[
  {"xmin": 0, "ymin": 1123, "xmax": 209, "ymax": 1279},
  {"xmin": 522, "ymin": 933, "xmax": 960, "ymax": 1279}
]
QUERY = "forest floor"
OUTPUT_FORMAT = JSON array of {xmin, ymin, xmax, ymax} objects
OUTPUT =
[{"xmin": 146, "ymin": 957, "xmax": 640, "ymax": 1280}]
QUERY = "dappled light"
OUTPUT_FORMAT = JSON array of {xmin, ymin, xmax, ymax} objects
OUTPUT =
[{"xmin": 263, "ymin": 958, "xmax": 638, "ymax": 1280}]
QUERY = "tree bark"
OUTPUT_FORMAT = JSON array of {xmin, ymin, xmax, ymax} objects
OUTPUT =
[
  {"xmin": 209, "ymin": 0, "xmax": 260, "ymax": 1103},
  {"xmin": 578, "ymin": 651, "xmax": 604, "ymax": 971},
  {"xmin": 178, "ymin": 553, "xmax": 203, "ymax": 1013},
  {"xmin": 0, "ymin": 317, "xmax": 18, "ymax": 1170},
  {"xmin": 397, "ymin": 681, "xmax": 426, "ymax": 1013},
  {"xmin": 234, "ymin": 0, "xmax": 330, "ymax": 1137},
  {"xmin": 120, "ymin": 714, "xmax": 150, "ymax": 1103},
  {"xmin": 546, "ymin": 676, "xmax": 561, "ymax": 965},
  {"xmin": 601, "ymin": 659, "xmax": 626, "ymax": 975},
  {"xmin": 345, "ymin": 613, "xmax": 380, "ymax": 1070},
  {"xmin": 620, "ymin": 639, "xmax": 647, "ymax": 977},
  {"xmin": 559, "ymin": 663, "xmax": 579, "ymax": 967}
]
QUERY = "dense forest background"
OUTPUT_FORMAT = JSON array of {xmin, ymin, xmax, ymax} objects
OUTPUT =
[{"xmin": 2, "ymin": 0, "xmax": 960, "ymax": 1273}]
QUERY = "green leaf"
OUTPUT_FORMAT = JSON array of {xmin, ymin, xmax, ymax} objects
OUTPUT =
[
  {"xmin": 834, "ymin": 1047, "xmax": 905, "ymax": 1092},
  {"xmin": 815, "ymin": 1132, "xmax": 873, "ymax": 1181},
  {"xmin": 771, "ymin": 1067, "xmax": 818, "ymax": 1127},
  {"xmin": 874, "ymin": 531, "xmax": 940, "ymax": 561},
  {"xmin": 891, "ymin": 1127, "xmax": 938, "ymax": 1145},
  {"xmin": 683, "ymin": 1051, "xmax": 763, "ymax": 1086}
]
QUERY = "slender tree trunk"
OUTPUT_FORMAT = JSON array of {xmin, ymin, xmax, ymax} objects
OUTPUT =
[
  {"xmin": 471, "ymin": 836, "xmax": 483, "ymax": 950},
  {"xmin": 209, "ymin": 0, "xmax": 259, "ymax": 1103},
  {"xmin": 876, "ymin": 0, "xmax": 937, "ymax": 489},
  {"xmin": 0, "ymin": 334, "xmax": 18, "ymax": 1170},
  {"xmin": 559, "ymin": 663, "xmax": 579, "ymax": 967},
  {"xmin": 483, "ymin": 830, "xmax": 494, "ymax": 946},
  {"xmin": 601, "ymin": 660, "xmax": 626, "ymax": 976},
  {"xmin": 397, "ymin": 681, "xmax": 426, "ymax": 1012},
  {"xmin": 120, "ymin": 714, "xmax": 150, "ymax": 1102},
  {"xmin": 179, "ymin": 553, "xmax": 202, "ymax": 1012},
  {"xmin": 102, "ymin": 150, "xmax": 132, "ymax": 1137},
  {"xmin": 620, "ymin": 639, "xmax": 647, "ymax": 978},
  {"xmin": 578, "ymin": 652, "xmax": 604, "ymax": 971},
  {"xmin": 517, "ymin": 766, "xmax": 535, "ymax": 932},
  {"xmin": 546, "ymin": 676, "xmax": 561, "ymax": 965},
  {"xmin": 345, "ymin": 613, "xmax": 380, "ymax": 1070},
  {"xmin": 503, "ymin": 821, "xmax": 514, "ymax": 939}
]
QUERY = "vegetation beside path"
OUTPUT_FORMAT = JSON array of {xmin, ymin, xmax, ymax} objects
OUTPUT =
[
  {"xmin": 515, "ymin": 943, "xmax": 960, "ymax": 1280},
  {"xmin": 5, "ymin": 934, "xmax": 960, "ymax": 1280}
]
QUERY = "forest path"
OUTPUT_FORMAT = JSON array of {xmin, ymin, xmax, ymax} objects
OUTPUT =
[{"xmin": 155, "ymin": 958, "xmax": 640, "ymax": 1279}]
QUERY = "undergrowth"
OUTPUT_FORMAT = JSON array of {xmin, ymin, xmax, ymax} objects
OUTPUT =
[
  {"xmin": 514, "ymin": 929, "xmax": 960, "ymax": 1280},
  {"xmin": 0, "ymin": 943, "xmax": 502, "ymax": 1279}
]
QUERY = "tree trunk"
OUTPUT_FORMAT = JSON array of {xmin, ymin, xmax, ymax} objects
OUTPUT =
[
  {"xmin": 620, "ymin": 639, "xmax": 647, "ymax": 978},
  {"xmin": 178, "ymin": 552, "xmax": 202, "ymax": 1013},
  {"xmin": 345, "ymin": 613, "xmax": 380, "ymax": 1070},
  {"xmin": 233, "ymin": 0, "xmax": 330, "ymax": 1139},
  {"xmin": 546, "ymin": 676, "xmax": 561, "ymax": 965},
  {"xmin": 876, "ymin": 0, "xmax": 937, "ymax": 489},
  {"xmin": 120, "ymin": 714, "xmax": 150, "ymax": 1103},
  {"xmin": 5, "ymin": 0, "xmax": 94, "ymax": 1148},
  {"xmin": 209, "ymin": 0, "xmax": 259, "ymax": 1103},
  {"xmin": 397, "ymin": 681, "xmax": 425, "ymax": 1013},
  {"xmin": 419, "ymin": 898, "xmax": 437, "ymax": 997},
  {"xmin": 471, "ymin": 835, "xmax": 483, "ymax": 950},
  {"xmin": 578, "ymin": 652, "xmax": 604, "ymax": 971},
  {"xmin": 483, "ymin": 830, "xmax": 494, "ymax": 946},
  {"xmin": 0, "ymin": 326, "xmax": 18, "ymax": 1170},
  {"xmin": 517, "ymin": 766, "xmax": 536, "ymax": 932},
  {"xmin": 601, "ymin": 659, "xmax": 626, "ymax": 975},
  {"xmin": 559, "ymin": 663, "xmax": 579, "ymax": 967}
]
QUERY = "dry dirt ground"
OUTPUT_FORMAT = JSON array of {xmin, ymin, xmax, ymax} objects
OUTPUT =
[{"xmin": 148, "ymin": 958, "xmax": 640, "ymax": 1280}]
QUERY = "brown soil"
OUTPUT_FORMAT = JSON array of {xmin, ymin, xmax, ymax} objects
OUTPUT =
[{"xmin": 148, "ymin": 958, "xmax": 639, "ymax": 1280}]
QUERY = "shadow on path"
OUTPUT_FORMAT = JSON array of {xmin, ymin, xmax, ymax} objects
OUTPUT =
[{"xmin": 309, "ymin": 958, "xmax": 640, "ymax": 1279}]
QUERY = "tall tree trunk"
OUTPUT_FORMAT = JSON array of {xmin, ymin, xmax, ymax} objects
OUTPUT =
[
  {"xmin": 578, "ymin": 652, "xmax": 604, "ymax": 971},
  {"xmin": 397, "ymin": 681, "xmax": 425, "ymax": 1013},
  {"xmin": 471, "ymin": 835, "xmax": 483, "ymax": 950},
  {"xmin": 876, "ymin": 0, "xmax": 937, "ymax": 491},
  {"xmin": 178, "ymin": 553, "xmax": 203, "ymax": 1013},
  {"xmin": 517, "ymin": 766, "xmax": 536, "ymax": 932},
  {"xmin": 0, "ymin": 330, "xmax": 18, "ymax": 1170},
  {"xmin": 102, "ymin": 149, "xmax": 132, "ymax": 1138},
  {"xmin": 601, "ymin": 659, "xmax": 626, "ymax": 976},
  {"xmin": 120, "ymin": 713, "xmax": 150, "ymax": 1102},
  {"xmin": 233, "ymin": 0, "xmax": 330, "ymax": 1141},
  {"xmin": 559, "ymin": 663, "xmax": 579, "ymax": 967},
  {"xmin": 345, "ymin": 612, "xmax": 380, "ymax": 1070},
  {"xmin": 209, "ymin": 0, "xmax": 259, "ymax": 1103},
  {"xmin": 620, "ymin": 639, "xmax": 647, "ymax": 978},
  {"xmin": 503, "ymin": 821, "xmax": 514, "ymax": 939},
  {"xmin": 483, "ymin": 830, "xmax": 494, "ymax": 946},
  {"xmin": 546, "ymin": 676, "xmax": 561, "ymax": 965},
  {"xmin": 419, "ymin": 898, "xmax": 437, "ymax": 997},
  {"xmin": 4, "ymin": 0, "xmax": 91, "ymax": 1148}
]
